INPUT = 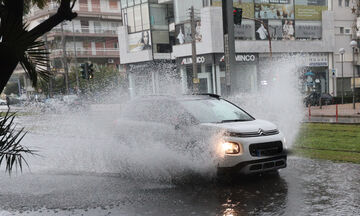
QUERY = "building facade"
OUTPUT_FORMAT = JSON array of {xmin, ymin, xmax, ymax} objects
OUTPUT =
[
  {"xmin": 118, "ymin": 0, "xmax": 176, "ymax": 97},
  {"xmin": 24, "ymin": 0, "xmax": 122, "ymax": 94},
  {"xmin": 333, "ymin": 0, "xmax": 360, "ymax": 97},
  {"xmin": 119, "ymin": 0, "xmax": 359, "ymax": 97},
  {"xmin": 172, "ymin": 0, "xmax": 335, "ymax": 96}
]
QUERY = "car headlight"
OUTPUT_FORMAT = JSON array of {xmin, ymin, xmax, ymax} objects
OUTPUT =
[{"xmin": 221, "ymin": 142, "xmax": 241, "ymax": 154}]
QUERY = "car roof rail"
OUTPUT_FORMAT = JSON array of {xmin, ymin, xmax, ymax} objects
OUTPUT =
[{"xmin": 192, "ymin": 93, "xmax": 221, "ymax": 99}]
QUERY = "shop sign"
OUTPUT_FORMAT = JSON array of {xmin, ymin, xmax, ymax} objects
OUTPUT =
[
  {"xmin": 180, "ymin": 56, "xmax": 206, "ymax": 65},
  {"xmin": 128, "ymin": 30, "xmax": 152, "ymax": 53},
  {"xmin": 262, "ymin": 53, "xmax": 328, "ymax": 67},
  {"xmin": 295, "ymin": 21, "xmax": 321, "ymax": 39},
  {"xmin": 177, "ymin": 54, "xmax": 214, "ymax": 65},
  {"xmin": 295, "ymin": 0, "xmax": 327, "ymax": 21},
  {"xmin": 254, "ymin": 0, "xmax": 295, "ymax": 20},
  {"xmin": 218, "ymin": 54, "xmax": 258, "ymax": 63},
  {"xmin": 307, "ymin": 53, "xmax": 328, "ymax": 66}
]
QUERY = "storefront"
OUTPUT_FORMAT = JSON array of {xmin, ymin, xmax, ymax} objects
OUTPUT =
[
  {"xmin": 257, "ymin": 52, "xmax": 329, "ymax": 94},
  {"xmin": 215, "ymin": 53, "xmax": 259, "ymax": 95},
  {"xmin": 176, "ymin": 54, "xmax": 215, "ymax": 94},
  {"xmin": 176, "ymin": 53, "xmax": 258, "ymax": 95},
  {"xmin": 127, "ymin": 60, "xmax": 176, "ymax": 97}
]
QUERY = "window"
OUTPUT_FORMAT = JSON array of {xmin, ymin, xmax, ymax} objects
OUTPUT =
[
  {"xmin": 179, "ymin": 99, "xmax": 254, "ymax": 123},
  {"xmin": 141, "ymin": 3, "xmax": 150, "ymax": 30},
  {"xmin": 345, "ymin": 28, "xmax": 351, "ymax": 34},
  {"xmin": 134, "ymin": 5, "xmax": 142, "ymax": 31},
  {"xmin": 338, "ymin": 0, "xmax": 342, "ymax": 7},
  {"xmin": 120, "ymin": 0, "xmax": 127, "ymax": 8},
  {"xmin": 128, "ymin": 0, "xmax": 134, "ymax": 7},
  {"xmin": 345, "ymin": 0, "xmax": 350, "ymax": 7},
  {"xmin": 127, "ymin": 7, "xmax": 135, "ymax": 32},
  {"xmin": 93, "ymin": 21, "xmax": 101, "ymax": 33},
  {"xmin": 340, "ymin": 27, "xmax": 344, "ymax": 34}
]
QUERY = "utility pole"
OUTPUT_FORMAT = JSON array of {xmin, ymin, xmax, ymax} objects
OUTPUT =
[
  {"xmin": 72, "ymin": 22, "xmax": 80, "ymax": 94},
  {"xmin": 222, "ymin": 0, "xmax": 235, "ymax": 96},
  {"xmin": 61, "ymin": 22, "xmax": 70, "ymax": 94},
  {"xmin": 43, "ymin": 33, "xmax": 53, "ymax": 97},
  {"xmin": 190, "ymin": 6, "xmax": 199, "ymax": 93}
]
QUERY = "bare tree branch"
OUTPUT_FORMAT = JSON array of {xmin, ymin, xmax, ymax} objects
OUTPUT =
[{"xmin": 28, "ymin": 0, "xmax": 77, "ymax": 42}]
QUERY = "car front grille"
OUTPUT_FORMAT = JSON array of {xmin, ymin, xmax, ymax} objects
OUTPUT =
[
  {"xmin": 225, "ymin": 129, "xmax": 279, "ymax": 138},
  {"xmin": 249, "ymin": 141, "xmax": 283, "ymax": 157}
]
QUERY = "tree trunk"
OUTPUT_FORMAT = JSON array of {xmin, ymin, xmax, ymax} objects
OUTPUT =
[{"xmin": 0, "ymin": 44, "xmax": 20, "ymax": 94}]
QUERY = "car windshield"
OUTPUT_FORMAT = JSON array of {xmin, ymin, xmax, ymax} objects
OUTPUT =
[{"xmin": 179, "ymin": 98, "xmax": 254, "ymax": 123}]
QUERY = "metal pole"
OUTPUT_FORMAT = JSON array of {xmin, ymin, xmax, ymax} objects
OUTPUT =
[
  {"xmin": 190, "ymin": 6, "xmax": 199, "ymax": 93},
  {"xmin": 72, "ymin": 22, "xmax": 80, "ymax": 94},
  {"xmin": 353, "ymin": 47, "xmax": 356, "ymax": 109},
  {"xmin": 341, "ymin": 53, "xmax": 344, "ymax": 104},
  {"xmin": 222, "ymin": 0, "xmax": 235, "ymax": 96},
  {"xmin": 61, "ymin": 22, "xmax": 70, "ymax": 94},
  {"xmin": 43, "ymin": 33, "xmax": 53, "ymax": 98}
]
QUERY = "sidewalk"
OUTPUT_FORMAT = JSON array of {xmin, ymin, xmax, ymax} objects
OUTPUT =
[
  {"xmin": 0, "ymin": 105, "xmax": 23, "ymax": 112},
  {"xmin": 307, "ymin": 103, "xmax": 360, "ymax": 118}
]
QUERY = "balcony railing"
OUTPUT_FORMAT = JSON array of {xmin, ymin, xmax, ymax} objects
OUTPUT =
[
  {"xmin": 51, "ymin": 26, "xmax": 119, "ymax": 36},
  {"xmin": 29, "ymin": 2, "xmax": 120, "ymax": 16},
  {"xmin": 50, "ymin": 48, "xmax": 119, "ymax": 58}
]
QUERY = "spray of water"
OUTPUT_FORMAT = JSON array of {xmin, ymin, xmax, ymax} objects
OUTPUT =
[
  {"xmin": 19, "ymin": 56, "xmax": 304, "ymax": 181},
  {"xmin": 228, "ymin": 55, "xmax": 305, "ymax": 147}
]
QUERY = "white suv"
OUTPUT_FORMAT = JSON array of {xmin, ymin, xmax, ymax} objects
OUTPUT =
[{"xmin": 117, "ymin": 94, "xmax": 287, "ymax": 175}]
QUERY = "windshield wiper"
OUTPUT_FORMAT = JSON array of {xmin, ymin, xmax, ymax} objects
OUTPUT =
[{"xmin": 219, "ymin": 119, "xmax": 250, "ymax": 123}]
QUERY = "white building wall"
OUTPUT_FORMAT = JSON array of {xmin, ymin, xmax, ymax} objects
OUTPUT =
[
  {"xmin": 172, "ymin": 8, "xmax": 335, "ymax": 58},
  {"xmin": 333, "ymin": 0, "xmax": 357, "ymax": 78},
  {"xmin": 172, "ymin": 7, "xmax": 224, "ymax": 58}
]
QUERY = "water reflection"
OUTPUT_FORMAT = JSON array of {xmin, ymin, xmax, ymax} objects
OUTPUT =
[{"xmin": 216, "ymin": 172, "xmax": 288, "ymax": 215}]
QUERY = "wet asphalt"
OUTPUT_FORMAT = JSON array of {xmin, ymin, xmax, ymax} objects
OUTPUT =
[
  {"xmin": 0, "ymin": 155, "xmax": 359, "ymax": 216},
  {"xmin": 0, "ymin": 112, "xmax": 359, "ymax": 215}
]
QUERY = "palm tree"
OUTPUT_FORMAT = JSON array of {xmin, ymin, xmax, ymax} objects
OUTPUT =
[{"xmin": 0, "ymin": 0, "xmax": 78, "ymax": 173}]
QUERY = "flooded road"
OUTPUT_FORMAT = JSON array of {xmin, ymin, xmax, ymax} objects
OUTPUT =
[
  {"xmin": 0, "ymin": 111, "xmax": 359, "ymax": 216},
  {"xmin": 1, "ymin": 156, "xmax": 359, "ymax": 216}
]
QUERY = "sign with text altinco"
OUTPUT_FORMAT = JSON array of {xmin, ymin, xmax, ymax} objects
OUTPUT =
[{"xmin": 176, "ymin": 54, "xmax": 213, "ymax": 65}]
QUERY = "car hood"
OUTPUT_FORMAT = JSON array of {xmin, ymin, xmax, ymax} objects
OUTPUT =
[{"xmin": 200, "ymin": 119, "xmax": 278, "ymax": 133}]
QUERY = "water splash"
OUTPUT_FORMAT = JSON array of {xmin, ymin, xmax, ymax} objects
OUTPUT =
[
  {"xmin": 228, "ymin": 55, "xmax": 305, "ymax": 147},
  {"xmin": 18, "ymin": 55, "xmax": 304, "ymax": 180}
]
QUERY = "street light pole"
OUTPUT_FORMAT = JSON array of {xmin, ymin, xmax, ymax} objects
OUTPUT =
[
  {"xmin": 339, "ymin": 48, "xmax": 345, "ymax": 104},
  {"xmin": 350, "ymin": 40, "xmax": 357, "ymax": 109}
]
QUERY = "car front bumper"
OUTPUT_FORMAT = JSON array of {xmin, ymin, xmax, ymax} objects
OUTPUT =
[
  {"xmin": 217, "ymin": 155, "xmax": 287, "ymax": 175},
  {"xmin": 216, "ymin": 132, "xmax": 287, "ymax": 174}
]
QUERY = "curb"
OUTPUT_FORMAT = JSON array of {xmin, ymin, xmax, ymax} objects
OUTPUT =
[
  {"xmin": 302, "ymin": 121, "xmax": 360, "ymax": 125},
  {"xmin": 309, "ymin": 114, "xmax": 360, "ymax": 118}
]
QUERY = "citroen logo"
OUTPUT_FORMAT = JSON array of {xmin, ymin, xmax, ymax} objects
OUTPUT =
[{"xmin": 258, "ymin": 128, "xmax": 264, "ymax": 136}]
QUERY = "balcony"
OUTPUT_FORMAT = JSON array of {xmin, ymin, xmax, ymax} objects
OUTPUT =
[
  {"xmin": 50, "ymin": 48, "xmax": 119, "ymax": 59},
  {"xmin": 48, "ymin": 26, "xmax": 119, "ymax": 38},
  {"xmin": 28, "ymin": 3, "xmax": 121, "ymax": 20}
]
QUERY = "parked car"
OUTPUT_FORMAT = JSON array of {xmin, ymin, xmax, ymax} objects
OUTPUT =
[
  {"xmin": 0, "ymin": 99, "xmax": 6, "ymax": 105},
  {"xmin": 115, "ymin": 94, "xmax": 287, "ymax": 175},
  {"xmin": 304, "ymin": 92, "xmax": 333, "ymax": 107}
]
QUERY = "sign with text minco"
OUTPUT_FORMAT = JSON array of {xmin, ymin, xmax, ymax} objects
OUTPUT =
[{"xmin": 217, "ymin": 53, "xmax": 258, "ymax": 64}]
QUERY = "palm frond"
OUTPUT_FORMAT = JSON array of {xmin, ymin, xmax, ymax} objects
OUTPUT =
[
  {"xmin": 0, "ymin": 16, "xmax": 51, "ymax": 88},
  {"xmin": 0, "ymin": 109, "xmax": 35, "ymax": 174},
  {"xmin": 20, "ymin": 40, "xmax": 51, "ymax": 87}
]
